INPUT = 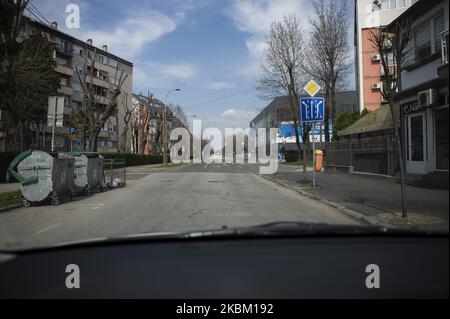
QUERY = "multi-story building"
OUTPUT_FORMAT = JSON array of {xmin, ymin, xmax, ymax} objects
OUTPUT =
[
  {"xmin": 392, "ymin": 0, "xmax": 448, "ymax": 187},
  {"xmin": 0, "ymin": 15, "xmax": 133, "ymax": 152},
  {"xmin": 354, "ymin": 0, "xmax": 417, "ymax": 111}
]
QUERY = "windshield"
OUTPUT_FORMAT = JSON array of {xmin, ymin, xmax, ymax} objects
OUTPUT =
[{"xmin": 0, "ymin": 0, "xmax": 448, "ymax": 252}]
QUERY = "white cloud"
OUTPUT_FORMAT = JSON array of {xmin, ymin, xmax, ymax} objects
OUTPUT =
[
  {"xmin": 164, "ymin": 62, "xmax": 198, "ymax": 79},
  {"xmin": 197, "ymin": 108, "xmax": 257, "ymax": 132},
  {"xmin": 33, "ymin": 1, "xmax": 184, "ymax": 61},
  {"xmin": 206, "ymin": 81, "xmax": 234, "ymax": 90},
  {"xmin": 227, "ymin": 0, "xmax": 312, "ymax": 77},
  {"xmin": 79, "ymin": 13, "xmax": 180, "ymax": 61},
  {"xmin": 133, "ymin": 61, "xmax": 198, "ymax": 91}
]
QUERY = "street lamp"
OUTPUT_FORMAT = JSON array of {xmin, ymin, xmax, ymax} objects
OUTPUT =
[{"xmin": 162, "ymin": 88, "xmax": 181, "ymax": 166}]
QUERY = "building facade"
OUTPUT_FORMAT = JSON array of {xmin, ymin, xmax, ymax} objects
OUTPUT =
[
  {"xmin": 392, "ymin": 0, "xmax": 448, "ymax": 186},
  {"xmin": 354, "ymin": 0, "xmax": 417, "ymax": 111},
  {"xmin": 0, "ymin": 16, "xmax": 133, "ymax": 153}
]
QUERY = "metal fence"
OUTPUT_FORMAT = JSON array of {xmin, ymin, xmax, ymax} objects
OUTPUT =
[{"xmin": 325, "ymin": 135, "xmax": 399, "ymax": 176}]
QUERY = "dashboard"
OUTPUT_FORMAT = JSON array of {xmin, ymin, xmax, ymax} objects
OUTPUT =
[{"xmin": 0, "ymin": 236, "xmax": 448, "ymax": 298}]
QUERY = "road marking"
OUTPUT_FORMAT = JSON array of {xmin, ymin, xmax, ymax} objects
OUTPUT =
[
  {"xmin": 36, "ymin": 222, "xmax": 61, "ymax": 234},
  {"xmin": 78, "ymin": 203, "xmax": 105, "ymax": 206}
]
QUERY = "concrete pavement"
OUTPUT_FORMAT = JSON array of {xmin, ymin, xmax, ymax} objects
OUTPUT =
[
  {"xmin": 0, "ymin": 163, "xmax": 358, "ymax": 250},
  {"xmin": 267, "ymin": 164, "xmax": 449, "ymax": 231}
]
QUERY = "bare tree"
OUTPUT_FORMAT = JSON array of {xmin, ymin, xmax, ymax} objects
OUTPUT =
[
  {"xmin": 0, "ymin": 0, "xmax": 59, "ymax": 151},
  {"xmin": 369, "ymin": 19, "xmax": 412, "ymax": 218},
  {"xmin": 75, "ymin": 48, "xmax": 128, "ymax": 152},
  {"xmin": 119, "ymin": 92, "xmax": 137, "ymax": 153},
  {"xmin": 258, "ymin": 14, "xmax": 309, "ymax": 181},
  {"xmin": 304, "ymin": 0, "xmax": 352, "ymax": 143},
  {"xmin": 169, "ymin": 104, "xmax": 189, "ymax": 129}
]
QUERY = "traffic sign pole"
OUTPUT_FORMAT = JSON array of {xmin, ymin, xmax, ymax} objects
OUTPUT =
[
  {"xmin": 301, "ymin": 80, "xmax": 325, "ymax": 189},
  {"xmin": 312, "ymin": 122, "xmax": 316, "ymax": 189}
]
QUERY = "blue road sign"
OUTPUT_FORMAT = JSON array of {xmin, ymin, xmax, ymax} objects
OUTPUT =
[
  {"xmin": 69, "ymin": 127, "xmax": 77, "ymax": 134},
  {"xmin": 300, "ymin": 97, "xmax": 325, "ymax": 122}
]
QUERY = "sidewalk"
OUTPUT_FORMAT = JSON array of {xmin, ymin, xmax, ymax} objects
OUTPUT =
[{"xmin": 265, "ymin": 164, "xmax": 449, "ymax": 231}]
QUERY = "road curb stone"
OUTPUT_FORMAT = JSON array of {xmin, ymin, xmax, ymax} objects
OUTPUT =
[{"xmin": 257, "ymin": 173, "xmax": 387, "ymax": 227}]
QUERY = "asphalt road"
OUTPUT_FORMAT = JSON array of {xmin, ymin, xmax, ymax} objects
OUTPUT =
[{"xmin": 0, "ymin": 163, "xmax": 358, "ymax": 250}]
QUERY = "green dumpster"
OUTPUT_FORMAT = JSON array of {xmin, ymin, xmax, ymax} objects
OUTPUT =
[{"xmin": 6, "ymin": 151, "xmax": 75, "ymax": 206}]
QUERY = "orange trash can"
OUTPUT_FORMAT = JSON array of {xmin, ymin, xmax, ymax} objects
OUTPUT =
[{"xmin": 315, "ymin": 150, "xmax": 324, "ymax": 172}]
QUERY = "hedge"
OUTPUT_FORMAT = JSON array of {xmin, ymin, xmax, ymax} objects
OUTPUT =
[
  {"xmin": 284, "ymin": 150, "xmax": 299, "ymax": 162},
  {"xmin": 0, "ymin": 152, "xmax": 164, "ymax": 183},
  {"xmin": 100, "ymin": 153, "xmax": 164, "ymax": 166}
]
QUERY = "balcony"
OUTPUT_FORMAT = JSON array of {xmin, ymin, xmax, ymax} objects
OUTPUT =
[
  {"xmin": 441, "ymin": 29, "xmax": 449, "ymax": 66},
  {"xmin": 57, "ymin": 85, "xmax": 73, "ymax": 96},
  {"xmin": 85, "ymin": 75, "xmax": 110, "ymax": 89},
  {"xmin": 94, "ymin": 94, "xmax": 111, "ymax": 105},
  {"xmin": 438, "ymin": 29, "xmax": 449, "ymax": 80},
  {"xmin": 55, "ymin": 64, "xmax": 74, "ymax": 77},
  {"xmin": 98, "ymin": 130, "xmax": 109, "ymax": 138},
  {"xmin": 54, "ymin": 43, "xmax": 73, "ymax": 57}
]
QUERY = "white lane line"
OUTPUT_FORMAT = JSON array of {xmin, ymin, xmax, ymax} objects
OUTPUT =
[{"xmin": 36, "ymin": 222, "xmax": 61, "ymax": 234}]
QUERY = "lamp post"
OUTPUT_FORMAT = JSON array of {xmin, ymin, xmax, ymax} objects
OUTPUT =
[{"xmin": 163, "ymin": 88, "xmax": 180, "ymax": 166}]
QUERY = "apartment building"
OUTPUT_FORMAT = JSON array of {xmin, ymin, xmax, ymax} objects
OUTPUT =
[
  {"xmin": 354, "ymin": 0, "xmax": 417, "ymax": 111},
  {"xmin": 392, "ymin": 0, "xmax": 448, "ymax": 187},
  {"xmin": 0, "ymin": 15, "xmax": 133, "ymax": 152}
]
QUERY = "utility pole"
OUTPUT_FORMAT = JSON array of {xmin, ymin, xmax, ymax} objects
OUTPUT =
[
  {"xmin": 162, "ymin": 106, "xmax": 168, "ymax": 165},
  {"xmin": 51, "ymin": 97, "xmax": 58, "ymax": 152}
]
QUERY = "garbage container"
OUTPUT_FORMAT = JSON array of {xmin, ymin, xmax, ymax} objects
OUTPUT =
[
  {"xmin": 315, "ymin": 150, "xmax": 324, "ymax": 172},
  {"xmin": 6, "ymin": 150, "xmax": 75, "ymax": 206},
  {"xmin": 66, "ymin": 152, "xmax": 104, "ymax": 195}
]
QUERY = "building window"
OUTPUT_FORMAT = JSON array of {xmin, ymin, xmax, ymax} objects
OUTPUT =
[
  {"xmin": 73, "ymin": 44, "xmax": 83, "ymax": 55},
  {"xmin": 71, "ymin": 100, "xmax": 82, "ymax": 111},
  {"xmin": 412, "ymin": 11, "xmax": 445, "ymax": 63},
  {"xmin": 414, "ymin": 21, "xmax": 432, "ymax": 61},
  {"xmin": 72, "ymin": 82, "xmax": 83, "ymax": 92},
  {"xmin": 73, "ymin": 64, "xmax": 83, "ymax": 74},
  {"xmin": 60, "ymin": 78, "xmax": 68, "ymax": 87},
  {"xmin": 56, "ymin": 57, "xmax": 68, "ymax": 66},
  {"xmin": 97, "ymin": 55, "xmax": 107, "ymax": 64},
  {"xmin": 380, "ymin": 0, "xmax": 415, "ymax": 10},
  {"xmin": 109, "ymin": 59, "xmax": 118, "ymax": 68},
  {"xmin": 434, "ymin": 12, "xmax": 445, "ymax": 53}
]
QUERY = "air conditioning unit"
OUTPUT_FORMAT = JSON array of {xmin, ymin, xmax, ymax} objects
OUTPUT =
[
  {"xmin": 371, "ymin": 83, "xmax": 382, "ymax": 90},
  {"xmin": 371, "ymin": 54, "xmax": 381, "ymax": 61},
  {"xmin": 417, "ymin": 89, "xmax": 438, "ymax": 108}
]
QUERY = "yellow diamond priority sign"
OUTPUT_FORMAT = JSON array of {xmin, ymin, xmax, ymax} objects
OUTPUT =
[{"xmin": 304, "ymin": 80, "xmax": 321, "ymax": 97}]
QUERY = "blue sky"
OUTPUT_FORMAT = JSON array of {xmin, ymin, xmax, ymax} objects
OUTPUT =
[{"xmin": 33, "ymin": 0, "xmax": 355, "ymax": 130}]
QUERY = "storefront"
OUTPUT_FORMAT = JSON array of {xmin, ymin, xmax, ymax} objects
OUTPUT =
[{"xmin": 400, "ymin": 92, "xmax": 449, "ymax": 175}]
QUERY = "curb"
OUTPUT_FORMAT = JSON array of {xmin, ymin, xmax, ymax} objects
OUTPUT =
[
  {"xmin": 258, "ymin": 174, "xmax": 385, "ymax": 227},
  {"xmin": 0, "ymin": 202, "xmax": 23, "ymax": 213}
]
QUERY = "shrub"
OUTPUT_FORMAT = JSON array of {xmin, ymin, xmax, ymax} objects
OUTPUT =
[
  {"xmin": 284, "ymin": 150, "xmax": 299, "ymax": 162},
  {"xmin": 100, "ymin": 153, "xmax": 165, "ymax": 166}
]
